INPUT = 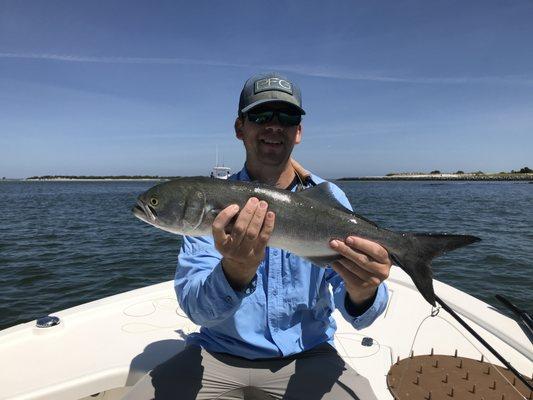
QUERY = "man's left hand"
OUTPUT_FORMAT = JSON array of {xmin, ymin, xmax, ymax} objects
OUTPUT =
[{"xmin": 329, "ymin": 236, "xmax": 391, "ymax": 307}]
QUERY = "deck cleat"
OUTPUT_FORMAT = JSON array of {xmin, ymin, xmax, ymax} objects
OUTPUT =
[{"xmin": 35, "ymin": 315, "xmax": 60, "ymax": 328}]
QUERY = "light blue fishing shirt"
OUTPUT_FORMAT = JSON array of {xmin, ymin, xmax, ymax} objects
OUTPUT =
[{"xmin": 174, "ymin": 166, "xmax": 389, "ymax": 360}]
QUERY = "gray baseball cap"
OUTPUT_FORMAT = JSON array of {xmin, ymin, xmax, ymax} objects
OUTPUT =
[{"xmin": 238, "ymin": 72, "xmax": 306, "ymax": 115}]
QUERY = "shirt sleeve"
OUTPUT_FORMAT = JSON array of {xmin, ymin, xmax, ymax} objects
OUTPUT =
[
  {"xmin": 323, "ymin": 180, "xmax": 390, "ymax": 329},
  {"xmin": 174, "ymin": 235, "xmax": 256, "ymax": 327},
  {"xmin": 327, "ymin": 270, "xmax": 389, "ymax": 329}
]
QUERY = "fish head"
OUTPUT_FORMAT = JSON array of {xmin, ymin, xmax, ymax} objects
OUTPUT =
[{"xmin": 132, "ymin": 179, "xmax": 208, "ymax": 235}]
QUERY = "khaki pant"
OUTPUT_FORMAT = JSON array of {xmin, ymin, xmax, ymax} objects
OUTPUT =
[{"xmin": 122, "ymin": 344, "xmax": 378, "ymax": 400}]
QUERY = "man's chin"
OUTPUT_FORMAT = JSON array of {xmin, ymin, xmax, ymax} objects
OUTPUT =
[{"xmin": 257, "ymin": 152, "xmax": 290, "ymax": 166}]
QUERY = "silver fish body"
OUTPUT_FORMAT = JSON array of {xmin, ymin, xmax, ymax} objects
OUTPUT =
[{"xmin": 133, "ymin": 177, "xmax": 480, "ymax": 306}]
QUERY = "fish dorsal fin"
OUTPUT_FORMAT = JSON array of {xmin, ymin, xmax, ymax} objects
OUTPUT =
[
  {"xmin": 299, "ymin": 182, "xmax": 353, "ymax": 214},
  {"xmin": 299, "ymin": 182, "xmax": 379, "ymax": 228},
  {"xmin": 350, "ymin": 211, "xmax": 379, "ymax": 228}
]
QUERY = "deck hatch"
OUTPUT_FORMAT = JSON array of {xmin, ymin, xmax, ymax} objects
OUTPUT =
[{"xmin": 387, "ymin": 353, "xmax": 532, "ymax": 399}]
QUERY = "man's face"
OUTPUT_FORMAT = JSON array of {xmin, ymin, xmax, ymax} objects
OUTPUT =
[{"xmin": 235, "ymin": 102, "xmax": 302, "ymax": 167}]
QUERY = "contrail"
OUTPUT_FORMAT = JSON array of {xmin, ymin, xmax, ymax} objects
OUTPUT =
[
  {"xmin": 268, "ymin": 63, "xmax": 533, "ymax": 85},
  {"xmin": 0, "ymin": 52, "xmax": 248, "ymax": 68},
  {"xmin": 1, "ymin": 52, "xmax": 531, "ymax": 85}
]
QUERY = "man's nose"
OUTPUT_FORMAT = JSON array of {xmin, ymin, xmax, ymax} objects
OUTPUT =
[{"xmin": 263, "ymin": 115, "xmax": 283, "ymax": 130}]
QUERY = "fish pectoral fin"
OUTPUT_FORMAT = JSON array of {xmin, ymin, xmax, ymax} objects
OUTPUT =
[{"xmin": 305, "ymin": 254, "xmax": 342, "ymax": 267}]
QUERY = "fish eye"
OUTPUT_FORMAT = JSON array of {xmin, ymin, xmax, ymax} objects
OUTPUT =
[{"xmin": 150, "ymin": 197, "xmax": 159, "ymax": 207}]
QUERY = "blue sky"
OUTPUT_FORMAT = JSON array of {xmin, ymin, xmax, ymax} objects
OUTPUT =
[{"xmin": 1, "ymin": 0, "xmax": 532, "ymax": 178}]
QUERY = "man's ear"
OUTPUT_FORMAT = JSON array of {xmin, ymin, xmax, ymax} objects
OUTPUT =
[
  {"xmin": 235, "ymin": 117, "xmax": 244, "ymax": 140},
  {"xmin": 294, "ymin": 124, "xmax": 303, "ymax": 145}
]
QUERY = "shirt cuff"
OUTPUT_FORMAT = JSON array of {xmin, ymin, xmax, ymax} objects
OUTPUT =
[
  {"xmin": 215, "ymin": 261, "xmax": 257, "ymax": 303},
  {"xmin": 335, "ymin": 282, "xmax": 389, "ymax": 330},
  {"xmin": 344, "ymin": 290, "xmax": 377, "ymax": 317}
]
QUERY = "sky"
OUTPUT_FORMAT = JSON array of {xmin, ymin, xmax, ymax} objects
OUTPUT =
[{"xmin": 1, "ymin": 0, "xmax": 532, "ymax": 178}]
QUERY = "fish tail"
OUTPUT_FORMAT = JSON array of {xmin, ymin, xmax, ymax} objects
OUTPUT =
[{"xmin": 391, "ymin": 234, "xmax": 481, "ymax": 306}]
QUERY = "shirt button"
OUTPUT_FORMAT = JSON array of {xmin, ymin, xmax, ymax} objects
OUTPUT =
[
  {"xmin": 225, "ymin": 296, "xmax": 232, "ymax": 303},
  {"xmin": 273, "ymin": 250, "xmax": 278, "ymax": 256},
  {"xmin": 272, "ymin": 290, "xmax": 277, "ymax": 295}
]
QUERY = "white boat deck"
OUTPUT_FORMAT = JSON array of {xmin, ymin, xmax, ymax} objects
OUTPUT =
[{"xmin": 1, "ymin": 269, "xmax": 531, "ymax": 400}]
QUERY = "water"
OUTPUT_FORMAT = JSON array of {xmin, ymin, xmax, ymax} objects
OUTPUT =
[{"xmin": 0, "ymin": 180, "xmax": 531, "ymax": 330}]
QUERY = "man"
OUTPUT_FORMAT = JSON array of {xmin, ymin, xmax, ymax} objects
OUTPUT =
[{"xmin": 125, "ymin": 73, "xmax": 391, "ymax": 400}]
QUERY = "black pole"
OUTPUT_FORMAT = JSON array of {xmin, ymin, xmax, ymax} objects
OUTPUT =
[
  {"xmin": 435, "ymin": 294, "xmax": 533, "ymax": 391},
  {"xmin": 495, "ymin": 294, "xmax": 533, "ymax": 343}
]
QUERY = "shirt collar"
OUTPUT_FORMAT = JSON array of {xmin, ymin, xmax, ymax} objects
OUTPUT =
[
  {"xmin": 234, "ymin": 165, "xmax": 252, "ymax": 182},
  {"xmin": 233, "ymin": 164, "xmax": 313, "ymax": 192}
]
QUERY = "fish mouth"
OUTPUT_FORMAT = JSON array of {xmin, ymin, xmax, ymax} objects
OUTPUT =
[{"xmin": 132, "ymin": 199, "xmax": 157, "ymax": 222}]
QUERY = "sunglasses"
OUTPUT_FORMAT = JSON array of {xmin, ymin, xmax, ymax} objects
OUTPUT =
[{"xmin": 246, "ymin": 110, "xmax": 302, "ymax": 127}]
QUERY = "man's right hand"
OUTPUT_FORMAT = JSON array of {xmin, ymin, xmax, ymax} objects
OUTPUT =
[{"xmin": 212, "ymin": 197, "xmax": 275, "ymax": 291}]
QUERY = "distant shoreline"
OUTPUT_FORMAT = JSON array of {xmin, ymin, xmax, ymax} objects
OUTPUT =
[
  {"xmin": 15, "ymin": 176, "xmax": 180, "ymax": 182},
  {"xmin": 1, "ymin": 173, "xmax": 532, "ymax": 182},
  {"xmin": 22, "ymin": 178, "xmax": 167, "ymax": 182},
  {"xmin": 337, "ymin": 173, "xmax": 533, "ymax": 181}
]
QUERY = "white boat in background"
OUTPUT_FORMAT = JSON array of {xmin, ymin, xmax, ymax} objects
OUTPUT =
[
  {"xmin": 1, "ymin": 268, "xmax": 531, "ymax": 400},
  {"xmin": 211, "ymin": 146, "xmax": 231, "ymax": 179},
  {"xmin": 211, "ymin": 165, "xmax": 231, "ymax": 180}
]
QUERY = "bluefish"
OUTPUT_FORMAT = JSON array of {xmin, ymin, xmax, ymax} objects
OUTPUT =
[{"xmin": 132, "ymin": 177, "xmax": 480, "ymax": 306}]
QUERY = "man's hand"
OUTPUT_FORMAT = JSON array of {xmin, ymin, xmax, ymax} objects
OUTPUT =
[
  {"xmin": 329, "ymin": 236, "xmax": 391, "ymax": 307},
  {"xmin": 212, "ymin": 197, "xmax": 275, "ymax": 291}
]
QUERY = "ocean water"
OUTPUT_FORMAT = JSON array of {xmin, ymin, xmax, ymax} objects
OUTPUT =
[{"xmin": 0, "ymin": 180, "xmax": 531, "ymax": 330}]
